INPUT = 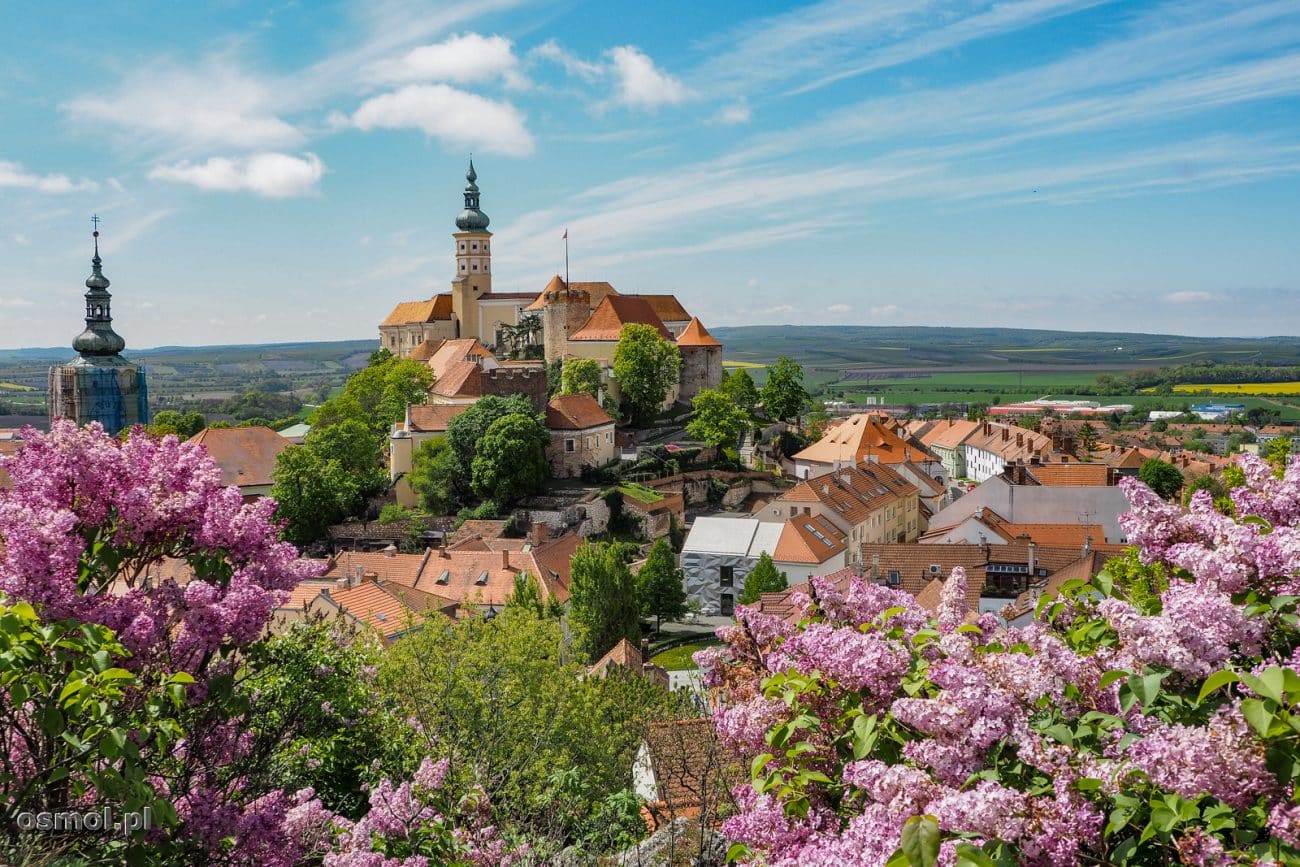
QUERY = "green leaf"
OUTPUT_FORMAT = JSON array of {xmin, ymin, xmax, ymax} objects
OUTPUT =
[
  {"xmin": 1197, "ymin": 670, "xmax": 1240, "ymax": 704},
  {"xmin": 725, "ymin": 843, "xmax": 751, "ymax": 863},
  {"xmin": 100, "ymin": 667, "xmax": 135, "ymax": 681},
  {"xmin": 1240, "ymin": 671, "xmax": 1282, "ymax": 704},
  {"xmin": 1098, "ymin": 670, "xmax": 1128, "ymax": 690},
  {"xmin": 954, "ymin": 844, "xmax": 998, "ymax": 867},
  {"xmin": 1240, "ymin": 698, "xmax": 1275, "ymax": 737},
  {"xmin": 751, "ymin": 753, "xmax": 774, "ymax": 780},
  {"xmin": 899, "ymin": 815, "xmax": 941, "ymax": 867},
  {"xmin": 852, "ymin": 713, "xmax": 878, "ymax": 760}
]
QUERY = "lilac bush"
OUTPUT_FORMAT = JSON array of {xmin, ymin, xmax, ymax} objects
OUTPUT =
[
  {"xmin": 700, "ymin": 453, "xmax": 1300, "ymax": 865},
  {"xmin": 0, "ymin": 421, "xmax": 519, "ymax": 864}
]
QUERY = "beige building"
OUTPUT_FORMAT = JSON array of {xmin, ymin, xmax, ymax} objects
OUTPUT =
[
  {"xmin": 389, "ymin": 404, "xmax": 471, "ymax": 507},
  {"xmin": 545, "ymin": 392, "xmax": 616, "ymax": 478}
]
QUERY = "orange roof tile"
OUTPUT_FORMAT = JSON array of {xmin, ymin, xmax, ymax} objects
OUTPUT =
[
  {"xmin": 774, "ymin": 514, "xmax": 847, "ymax": 564},
  {"xmin": 794, "ymin": 413, "xmax": 933, "ymax": 466},
  {"xmin": 779, "ymin": 463, "xmax": 918, "ymax": 526},
  {"xmin": 380, "ymin": 295, "xmax": 453, "ymax": 327},
  {"xmin": 634, "ymin": 294, "xmax": 692, "ymax": 323},
  {"xmin": 430, "ymin": 361, "xmax": 482, "ymax": 399},
  {"xmin": 675, "ymin": 317, "xmax": 722, "ymax": 348},
  {"xmin": 526, "ymin": 279, "xmax": 618, "ymax": 311},
  {"xmin": 1027, "ymin": 463, "xmax": 1115, "ymax": 486},
  {"xmin": 569, "ymin": 295, "xmax": 671, "ymax": 341},
  {"xmin": 407, "ymin": 403, "xmax": 470, "ymax": 433},
  {"xmin": 546, "ymin": 393, "xmax": 613, "ymax": 430},
  {"xmin": 188, "ymin": 426, "xmax": 290, "ymax": 489},
  {"xmin": 642, "ymin": 719, "xmax": 746, "ymax": 815},
  {"xmin": 920, "ymin": 419, "xmax": 983, "ymax": 450}
]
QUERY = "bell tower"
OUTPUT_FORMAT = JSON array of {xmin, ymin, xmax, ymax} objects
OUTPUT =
[{"xmin": 451, "ymin": 159, "xmax": 491, "ymax": 339}]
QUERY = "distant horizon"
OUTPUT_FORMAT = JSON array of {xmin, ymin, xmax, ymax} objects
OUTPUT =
[
  {"xmin": 5, "ymin": 321, "xmax": 1300, "ymax": 355},
  {"xmin": 1, "ymin": 1, "xmax": 1297, "ymax": 346}
]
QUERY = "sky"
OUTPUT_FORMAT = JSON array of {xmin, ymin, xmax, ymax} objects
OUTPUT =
[{"xmin": 1, "ymin": 0, "xmax": 1298, "ymax": 349}]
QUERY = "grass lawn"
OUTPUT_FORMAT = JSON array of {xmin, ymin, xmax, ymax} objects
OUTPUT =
[
  {"xmin": 618, "ymin": 483, "xmax": 664, "ymax": 505},
  {"xmin": 651, "ymin": 641, "xmax": 720, "ymax": 671}
]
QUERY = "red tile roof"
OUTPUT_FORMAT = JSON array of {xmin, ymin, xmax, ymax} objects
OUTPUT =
[
  {"xmin": 794, "ymin": 413, "xmax": 934, "ymax": 466},
  {"xmin": 546, "ymin": 393, "xmax": 613, "ymax": 430},
  {"xmin": 634, "ymin": 294, "xmax": 692, "ymax": 323},
  {"xmin": 188, "ymin": 426, "xmax": 290, "ymax": 489},
  {"xmin": 773, "ymin": 514, "xmax": 847, "ymax": 564},
  {"xmin": 1027, "ymin": 463, "xmax": 1115, "ymax": 486},
  {"xmin": 779, "ymin": 463, "xmax": 919, "ymax": 526},
  {"xmin": 406, "ymin": 403, "xmax": 470, "ymax": 433},
  {"xmin": 676, "ymin": 317, "xmax": 722, "ymax": 348},
  {"xmin": 569, "ymin": 295, "xmax": 672, "ymax": 341},
  {"xmin": 380, "ymin": 295, "xmax": 453, "ymax": 326}
]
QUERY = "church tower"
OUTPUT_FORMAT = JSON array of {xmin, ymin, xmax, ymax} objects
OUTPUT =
[
  {"xmin": 47, "ymin": 220, "xmax": 150, "ymax": 434},
  {"xmin": 451, "ymin": 160, "xmax": 491, "ymax": 339}
]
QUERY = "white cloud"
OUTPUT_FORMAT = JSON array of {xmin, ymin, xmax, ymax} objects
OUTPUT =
[
  {"xmin": 827, "ymin": 303, "xmax": 851, "ymax": 313},
  {"xmin": 747, "ymin": 277, "xmax": 760, "ymax": 288},
  {"xmin": 368, "ymin": 33, "xmax": 524, "ymax": 87},
  {"xmin": 607, "ymin": 46, "xmax": 691, "ymax": 109},
  {"xmin": 351, "ymin": 84, "xmax": 534, "ymax": 156},
  {"xmin": 531, "ymin": 40, "xmax": 603, "ymax": 81},
  {"xmin": 0, "ymin": 297, "xmax": 35, "ymax": 308},
  {"xmin": 0, "ymin": 160, "xmax": 97, "ymax": 193},
  {"xmin": 716, "ymin": 100, "xmax": 752, "ymax": 125},
  {"xmin": 758, "ymin": 304, "xmax": 797, "ymax": 316},
  {"xmin": 870, "ymin": 304, "xmax": 900, "ymax": 318},
  {"xmin": 150, "ymin": 153, "xmax": 325, "ymax": 198},
  {"xmin": 66, "ymin": 58, "xmax": 303, "ymax": 153},
  {"xmin": 1164, "ymin": 290, "xmax": 1214, "ymax": 304}
]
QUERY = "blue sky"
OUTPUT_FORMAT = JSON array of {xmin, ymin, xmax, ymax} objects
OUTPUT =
[{"xmin": 1, "ymin": 0, "xmax": 1298, "ymax": 348}]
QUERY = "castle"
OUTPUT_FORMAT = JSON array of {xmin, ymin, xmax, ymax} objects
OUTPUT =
[
  {"xmin": 379, "ymin": 163, "xmax": 723, "ymax": 405},
  {"xmin": 48, "ymin": 225, "xmax": 150, "ymax": 435}
]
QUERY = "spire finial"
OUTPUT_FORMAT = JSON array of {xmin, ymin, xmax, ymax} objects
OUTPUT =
[
  {"xmin": 467, "ymin": 157, "xmax": 477, "ymax": 184},
  {"xmin": 91, "ymin": 214, "xmax": 101, "ymax": 262}
]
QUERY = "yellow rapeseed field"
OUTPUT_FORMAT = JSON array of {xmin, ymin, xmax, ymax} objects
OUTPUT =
[{"xmin": 1172, "ymin": 382, "xmax": 1300, "ymax": 394}]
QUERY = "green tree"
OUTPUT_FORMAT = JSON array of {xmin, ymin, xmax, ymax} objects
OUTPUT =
[
  {"xmin": 1182, "ymin": 474, "xmax": 1232, "ymax": 514},
  {"xmin": 612, "ymin": 323, "xmax": 681, "ymax": 426},
  {"xmin": 719, "ymin": 368, "xmax": 760, "ymax": 416},
  {"xmin": 150, "ymin": 409, "xmax": 206, "ymax": 438},
  {"xmin": 471, "ymin": 413, "xmax": 550, "ymax": 505},
  {"xmin": 270, "ymin": 445, "xmax": 362, "ymax": 545},
  {"xmin": 378, "ymin": 606, "xmax": 689, "ymax": 852},
  {"xmin": 311, "ymin": 354, "xmax": 433, "ymax": 435},
  {"xmin": 569, "ymin": 541, "xmax": 641, "ymax": 662},
  {"xmin": 738, "ymin": 551, "xmax": 788, "ymax": 605},
  {"xmin": 760, "ymin": 356, "xmax": 810, "ymax": 422},
  {"xmin": 306, "ymin": 417, "xmax": 388, "ymax": 497},
  {"xmin": 1077, "ymin": 422, "xmax": 1099, "ymax": 457},
  {"xmin": 446, "ymin": 394, "xmax": 538, "ymax": 484},
  {"xmin": 1265, "ymin": 436, "xmax": 1293, "ymax": 471},
  {"xmin": 1137, "ymin": 457, "xmax": 1184, "ymax": 500},
  {"xmin": 636, "ymin": 538, "xmax": 687, "ymax": 632},
  {"xmin": 561, "ymin": 357, "xmax": 603, "ymax": 400},
  {"xmin": 407, "ymin": 435, "xmax": 459, "ymax": 514},
  {"xmin": 686, "ymin": 388, "xmax": 751, "ymax": 448},
  {"xmin": 546, "ymin": 357, "xmax": 564, "ymax": 399}
]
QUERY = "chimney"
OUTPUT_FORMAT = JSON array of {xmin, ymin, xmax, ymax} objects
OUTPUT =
[
  {"xmin": 1002, "ymin": 428, "xmax": 1009, "ymax": 442},
  {"xmin": 1027, "ymin": 541, "xmax": 1037, "ymax": 576},
  {"xmin": 404, "ymin": 402, "xmax": 412, "ymax": 432},
  {"xmin": 501, "ymin": 549, "xmax": 510, "ymax": 570},
  {"xmin": 983, "ymin": 422, "xmax": 991, "ymax": 436},
  {"xmin": 1082, "ymin": 535, "xmax": 1092, "ymax": 557},
  {"xmin": 382, "ymin": 543, "xmax": 397, "ymax": 558},
  {"xmin": 1016, "ymin": 432, "xmax": 1023, "ymax": 447},
  {"xmin": 530, "ymin": 521, "xmax": 549, "ymax": 546}
]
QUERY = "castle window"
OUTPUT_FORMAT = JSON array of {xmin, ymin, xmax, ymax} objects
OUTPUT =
[
  {"xmin": 461, "ymin": 263, "xmax": 466, "ymax": 271},
  {"xmin": 460, "ymin": 243, "xmax": 465, "ymax": 251},
  {"xmin": 471, "ymin": 242, "xmax": 478, "ymax": 251},
  {"xmin": 565, "ymin": 439, "xmax": 575, "ymax": 452},
  {"xmin": 472, "ymin": 264, "xmax": 478, "ymax": 271}
]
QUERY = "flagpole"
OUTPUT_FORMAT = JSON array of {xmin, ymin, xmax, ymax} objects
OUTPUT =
[{"xmin": 564, "ymin": 229, "xmax": 569, "ymax": 285}]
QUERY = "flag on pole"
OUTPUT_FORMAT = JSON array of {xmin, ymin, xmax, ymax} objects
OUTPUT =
[{"xmin": 562, "ymin": 228, "xmax": 568, "ymax": 240}]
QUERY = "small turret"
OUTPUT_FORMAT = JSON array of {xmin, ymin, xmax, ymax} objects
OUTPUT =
[
  {"xmin": 455, "ymin": 159, "xmax": 490, "ymax": 232},
  {"xmin": 541, "ymin": 276, "xmax": 591, "ymax": 362}
]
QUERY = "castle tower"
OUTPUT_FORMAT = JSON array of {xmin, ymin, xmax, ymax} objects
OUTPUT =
[
  {"xmin": 451, "ymin": 159, "xmax": 491, "ymax": 339},
  {"xmin": 48, "ymin": 220, "xmax": 150, "ymax": 434},
  {"xmin": 540, "ymin": 275, "xmax": 591, "ymax": 362},
  {"xmin": 676, "ymin": 316, "xmax": 723, "ymax": 400}
]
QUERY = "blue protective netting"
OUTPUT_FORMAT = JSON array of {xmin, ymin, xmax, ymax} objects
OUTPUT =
[
  {"xmin": 88, "ymin": 367, "xmax": 126, "ymax": 434},
  {"xmin": 136, "ymin": 367, "xmax": 151, "ymax": 425}
]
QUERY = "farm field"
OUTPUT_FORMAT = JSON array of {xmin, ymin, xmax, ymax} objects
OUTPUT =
[{"xmin": 1172, "ymin": 382, "xmax": 1300, "ymax": 395}]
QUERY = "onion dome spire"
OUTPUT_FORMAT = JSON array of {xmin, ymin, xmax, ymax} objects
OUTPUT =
[
  {"xmin": 72, "ymin": 216, "xmax": 126, "ymax": 357},
  {"xmin": 455, "ymin": 157, "xmax": 490, "ymax": 232}
]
